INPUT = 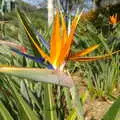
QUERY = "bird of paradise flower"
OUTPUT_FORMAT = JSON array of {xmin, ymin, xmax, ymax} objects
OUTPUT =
[
  {"xmin": 109, "ymin": 14, "xmax": 120, "ymax": 25},
  {"xmin": 0, "ymin": 9, "xmax": 119, "ymax": 88}
]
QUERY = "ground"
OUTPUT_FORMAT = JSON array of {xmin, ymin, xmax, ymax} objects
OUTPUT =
[
  {"xmin": 84, "ymin": 99, "xmax": 112, "ymax": 120},
  {"xmin": 72, "ymin": 74, "xmax": 113, "ymax": 120}
]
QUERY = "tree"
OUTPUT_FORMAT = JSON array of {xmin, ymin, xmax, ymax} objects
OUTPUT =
[{"xmin": 93, "ymin": 0, "xmax": 120, "ymax": 9}]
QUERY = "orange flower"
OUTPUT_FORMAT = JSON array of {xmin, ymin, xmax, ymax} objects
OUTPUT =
[
  {"xmin": 109, "ymin": 14, "xmax": 119, "ymax": 24},
  {"xmin": 16, "ymin": 10, "xmax": 120, "ymax": 70},
  {"xmin": 28, "ymin": 12, "xmax": 81, "ymax": 69},
  {"xmin": 27, "ymin": 11, "xmax": 119, "ymax": 69},
  {"xmin": 0, "ymin": 10, "xmax": 120, "ymax": 88}
]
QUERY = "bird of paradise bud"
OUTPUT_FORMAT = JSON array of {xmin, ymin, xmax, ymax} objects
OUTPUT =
[
  {"xmin": 0, "ymin": 9, "xmax": 120, "ymax": 88},
  {"xmin": 0, "ymin": 40, "xmax": 27, "ymax": 54},
  {"xmin": 109, "ymin": 14, "xmax": 119, "ymax": 25}
]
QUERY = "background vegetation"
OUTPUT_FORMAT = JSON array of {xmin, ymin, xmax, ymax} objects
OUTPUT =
[{"xmin": 0, "ymin": 0, "xmax": 120, "ymax": 120}]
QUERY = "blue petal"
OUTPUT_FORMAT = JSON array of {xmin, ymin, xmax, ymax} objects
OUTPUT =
[
  {"xmin": 47, "ymin": 64, "xmax": 54, "ymax": 69},
  {"xmin": 11, "ymin": 48, "xmax": 44, "ymax": 63},
  {"xmin": 31, "ymin": 25, "xmax": 50, "ymax": 50},
  {"xmin": 11, "ymin": 48, "xmax": 54, "ymax": 69}
]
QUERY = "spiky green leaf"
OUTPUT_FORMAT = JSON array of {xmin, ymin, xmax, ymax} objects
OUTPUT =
[
  {"xmin": 102, "ymin": 96, "xmax": 120, "ymax": 120},
  {"xmin": 8, "ymin": 80, "xmax": 39, "ymax": 120},
  {"xmin": 0, "ymin": 101, "xmax": 14, "ymax": 120}
]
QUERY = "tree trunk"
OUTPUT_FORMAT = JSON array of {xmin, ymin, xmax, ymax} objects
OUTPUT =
[{"xmin": 48, "ymin": 0, "xmax": 54, "ymax": 27}]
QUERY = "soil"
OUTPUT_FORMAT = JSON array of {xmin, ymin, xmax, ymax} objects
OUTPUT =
[
  {"xmin": 72, "ymin": 73, "xmax": 113, "ymax": 120},
  {"xmin": 84, "ymin": 99, "xmax": 112, "ymax": 120}
]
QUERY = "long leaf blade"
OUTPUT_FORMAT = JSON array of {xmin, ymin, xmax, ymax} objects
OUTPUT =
[
  {"xmin": 0, "ymin": 101, "xmax": 14, "ymax": 120},
  {"xmin": 8, "ymin": 80, "xmax": 39, "ymax": 120},
  {"xmin": 0, "ymin": 66, "xmax": 73, "ymax": 87},
  {"xmin": 66, "ymin": 109, "xmax": 77, "ymax": 120},
  {"xmin": 43, "ymin": 84, "xmax": 57, "ymax": 120},
  {"xmin": 102, "ymin": 96, "xmax": 120, "ymax": 120}
]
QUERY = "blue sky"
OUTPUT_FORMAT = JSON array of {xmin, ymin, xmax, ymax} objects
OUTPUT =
[
  {"xmin": 22, "ymin": 0, "xmax": 43, "ymax": 6},
  {"xmin": 22, "ymin": 0, "xmax": 92, "ymax": 8}
]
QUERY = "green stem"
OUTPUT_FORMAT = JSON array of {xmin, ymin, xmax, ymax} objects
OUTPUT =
[{"xmin": 70, "ymin": 86, "xmax": 84, "ymax": 120}]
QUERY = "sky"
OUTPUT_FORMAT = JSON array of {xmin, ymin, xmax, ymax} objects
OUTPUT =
[
  {"xmin": 22, "ymin": 0, "xmax": 92, "ymax": 8},
  {"xmin": 22, "ymin": 0, "xmax": 43, "ymax": 6}
]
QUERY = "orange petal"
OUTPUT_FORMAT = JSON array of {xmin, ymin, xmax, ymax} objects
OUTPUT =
[
  {"xmin": 66, "ymin": 13, "xmax": 81, "ymax": 55},
  {"xmin": 69, "ymin": 50, "xmax": 120, "ymax": 61},
  {"xmin": 56, "ymin": 12, "xmax": 68, "ymax": 67},
  {"xmin": 50, "ymin": 11, "xmax": 61, "ymax": 66},
  {"xmin": 58, "ymin": 12, "xmax": 82, "ymax": 65},
  {"xmin": 69, "ymin": 44, "xmax": 99, "ymax": 59},
  {"xmin": 60, "ymin": 12, "xmax": 68, "ymax": 46},
  {"xmin": 109, "ymin": 14, "xmax": 118, "ymax": 24}
]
